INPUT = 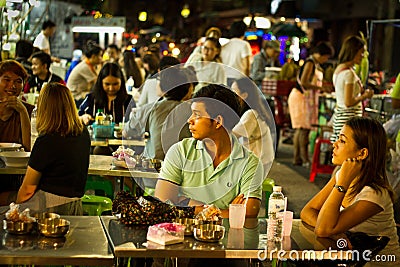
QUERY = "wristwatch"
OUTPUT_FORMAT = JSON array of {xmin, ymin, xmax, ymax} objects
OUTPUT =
[{"xmin": 334, "ymin": 184, "xmax": 347, "ymax": 193}]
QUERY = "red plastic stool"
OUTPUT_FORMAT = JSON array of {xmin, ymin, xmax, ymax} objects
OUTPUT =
[{"xmin": 309, "ymin": 138, "xmax": 335, "ymax": 182}]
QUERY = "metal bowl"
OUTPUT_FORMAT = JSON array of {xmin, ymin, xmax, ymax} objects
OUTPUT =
[
  {"xmin": 32, "ymin": 212, "xmax": 61, "ymax": 221},
  {"xmin": 38, "ymin": 218, "xmax": 70, "ymax": 238},
  {"xmin": 3, "ymin": 220, "xmax": 34, "ymax": 235},
  {"xmin": 173, "ymin": 218, "xmax": 198, "ymax": 236},
  {"xmin": 194, "ymin": 224, "xmax": 225, "ymax": 243}
]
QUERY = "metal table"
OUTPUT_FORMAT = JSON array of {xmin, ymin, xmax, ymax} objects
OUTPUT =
[
  {"xmin": 0, "ymin": 216, "xmax": 114, "ymax": 266},
  {"xmin": 100, "ymin": 216, "xmax": 352, "ymax": 262}
]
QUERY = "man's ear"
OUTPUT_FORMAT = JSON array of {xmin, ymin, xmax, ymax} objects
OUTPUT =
[
  {"xmin": 215, "ymin": 115, "xmax": 224, "ymax": 129},
  {"xmin": 358, "ymin": 148, "xmax": 369, "ymax": 160}
]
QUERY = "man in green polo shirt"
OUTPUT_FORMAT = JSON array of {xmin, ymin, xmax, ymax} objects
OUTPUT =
[{"xmin": 154, "ymin": 84, "xmax": 263, "ymax": 218}]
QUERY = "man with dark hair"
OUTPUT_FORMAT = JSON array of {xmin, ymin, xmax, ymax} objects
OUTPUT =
[
  {"xmin": 23, "ymin": 51, "xmax": 65, "ymax": 94},
  {"xmin": 33, "ymin": 20, "xmax": 56, "ymax": 56},
  {"xmin": 136, "ymin": 55, "xmax": 181, "ymax": 107},
  {"xmin": 124, "ymin": 66, "xmax": 194, "ymax": 160},
  {"xmin": 15, "ymin": 40, "xmax": 34, "ymax": 75},
  {"xmin": 154, "ymin": 84, "xmax": 263, "ymax": 219},
  {"xmin": 250, "ymin": 40, "xmax": 281, "ymax": 86},
  {"xmin": 106, "ymin": 44, "xmax": 120, "ymax": 63},
  {"xmin": 220, "ymin": 21, "xmax": 252, "ymax": 86}
]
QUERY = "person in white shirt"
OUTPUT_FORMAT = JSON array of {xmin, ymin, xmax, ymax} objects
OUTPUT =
[
  {"xmin": 220, "ymin": 21, "xmax": 252, "ymax": 86},
  {"xmin": 33, "ymin": 20, "xmax": 59, "ymax": 62}
]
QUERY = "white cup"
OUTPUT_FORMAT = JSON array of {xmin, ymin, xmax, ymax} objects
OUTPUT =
[
  {"xmin": 283, "ymin": 211, "xmax": 294, "ymax": 236},
  {"xmin": 229, "ymin": 204, "xmax": 246, "ymax": 228},
  {"xmin": 227, "ymin": 228, "xmax": 244, "ymax": 248}
]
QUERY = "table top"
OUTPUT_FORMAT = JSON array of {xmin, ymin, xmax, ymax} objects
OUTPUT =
[
  {"xmin": 91, "ymin": 138, "xmax": 146, "ymax": 147},
  {"xmin": 101, "ymin": 216, "xmax": 351, "ymax": 261},
  {"xmin": 0, "ymin": 155, "xmax": 160, "ymax": 179},
  {"xmin": 0, "ymin": 216, "xmax": 114, "ymax": 266}
]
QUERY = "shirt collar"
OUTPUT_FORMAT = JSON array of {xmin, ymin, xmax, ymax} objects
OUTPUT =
[{"xmin": 195, "ymin": 134, "xmax": 245, "ymax": 161}]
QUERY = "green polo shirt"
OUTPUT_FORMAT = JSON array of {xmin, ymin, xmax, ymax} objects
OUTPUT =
[{"xmin": 160, "ymin": 135, "xmax": 263, "ymax": 209}]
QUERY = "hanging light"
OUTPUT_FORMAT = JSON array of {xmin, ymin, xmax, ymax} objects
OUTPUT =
[{"xmin": 181, "ymin": 4, "xmax": 190, "ymax": 18}]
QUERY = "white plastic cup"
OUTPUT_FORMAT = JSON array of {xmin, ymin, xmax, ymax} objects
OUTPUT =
[
  {"xmin": 227, "ymin": 228, "xmax": 244, "ymax": 248},
  {"xmin": 283, "ymin": 211, "xmax": 294, "ymax": 236},
  {"xmin": 229, "ymin": 204, "xmax": 246, "ymax": 228}
]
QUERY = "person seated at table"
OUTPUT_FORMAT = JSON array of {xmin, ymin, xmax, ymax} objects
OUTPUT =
[
  {"xmin": 0, "ymin": 60, "xmax": 34, "ymax": 205},
  {"xmin": 79, "ymin": 62, "xmax": 133, "ymax": 126},
  {"xmin": 23, "ymin": 51, "xmax": 65, "ymax": 94},
  {"xmin": 231, "ymin": 78, "xmax": 275, "ymax": 178},
  {"xmin": 124, "ymin": 66, "xmax": 194, "ymax": 160},
  {"xmin": 13, "ymin": 82, "xmax": 90, "ymax": 215},
  {"xmin": 300, "ymin": 117, "xmax": 400, "ymax": 265},
  {"xmin": 0, "ymin": 60, "xmax": 34, "ymax": 151},
  {"xmin": 154, "ymin": 84, "xmax": 263, "ymax": 218},
  {"xmin": 67, "ymin": 41, "xmax": 103, "ymax": 107}
]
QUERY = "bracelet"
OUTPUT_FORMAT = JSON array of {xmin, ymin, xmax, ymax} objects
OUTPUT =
[{"xmin": 333, "ymin": 184, "xmax": 347, "ymax": 193}]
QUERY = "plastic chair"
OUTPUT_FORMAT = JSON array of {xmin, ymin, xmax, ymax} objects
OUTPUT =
[
  {"xmin": 84, "ymin": 175, "xmax": 114, "ymax": 199},
  {"xmin": 81, "ymin": 195, "xmax": 112, "ymax": 216},
  {"xmin": 309, "ymin": 138, "xmax": 335, "ymax": 182},
  {"xmin": 262, "ymin": 178, "xmax": 275, "ymax": 215}
]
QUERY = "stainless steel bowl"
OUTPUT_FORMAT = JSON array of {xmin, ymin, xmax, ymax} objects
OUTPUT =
[
  {"xmin": 173, "ymin": 218, "xmax": 198, "ymax": 236},
  {"xmin": 194, "ymin": 224, "xmax": 225, "ymax": 242},
  {"xmin": 150, "ymin": 158, "xmax": 162, "ymax": 172},
  {"xmin": 3, "ymin": 220, "xmax": 34, "ymax": 235},
  {"xmin": 32, "ymin": 212, "xmax": 60, "ymax": 221},
  {"xmin": 38, "ymin": 218, "xmax": 70, "ymax": 238}
]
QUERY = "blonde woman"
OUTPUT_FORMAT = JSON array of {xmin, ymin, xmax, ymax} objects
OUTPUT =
[{"xmin": 16, "ymin": 82, "xmax": 91, "ymax": 215}]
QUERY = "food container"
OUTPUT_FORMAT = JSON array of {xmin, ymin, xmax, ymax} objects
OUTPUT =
[
  {"xmin": 92, "ymin": 123, "xmax": 115, "ymax": 138},
  {"xmin": 194, "ymin": 224, "xmax": 225, "ymax": 243},
  {"xmin": 3, "ymin": 220, "xmax": 34, "ymax": 235},
  {"xmin": 0, "ymin": 151, "xmax": 30, "ymax": 167},
  {"xmin": 173, "ymin": 218, "xmax": 198, "ymax": 236},
  {"xmin": 38, "ymin": 218, "xmax": 70, "ymax": 238},
  {"xmin": 147, "ymin": 222, "xmax": 185, "ymax": 245}
]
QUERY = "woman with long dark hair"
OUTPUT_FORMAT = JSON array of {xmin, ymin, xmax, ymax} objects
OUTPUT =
[
  {"xmin": 79, "ymin": 62, "xmax": 133, "ymax": 125},
  {"xmin": 301, "ymin": 117, "xmax": 400, "ymax": 265}
]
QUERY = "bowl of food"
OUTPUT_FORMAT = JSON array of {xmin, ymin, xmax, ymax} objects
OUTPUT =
[
  {"xmin": 0, "ymin": 143, "xmax": 22, "ymax": 152},
  {"xmin": 193, "ymin": 224, "xmax": 225, "ymax": 243},
  {"xmin": 38, "ymin": 218, "xmax": 70, "ymax": 238},
  {"xmin": 173, "ymin": 218, "xmax": 198, "ymax": 236},
  {"xmin": 3, "ymin": 220, "xmax": 35, "ymax": 235},
  {"xmin": 0, "ymin": 151, "xmax": 30, "ymax": 167}
]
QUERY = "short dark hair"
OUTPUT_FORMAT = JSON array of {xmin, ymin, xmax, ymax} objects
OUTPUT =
[
  {"xmin": 107, "ymin": 44, "xmax": 120, "ymax": 52},
  {"xmin": 311, "ymin": 41, "xmax": 334, "ymax": 57},
  {"xmin": 42, "ymin": 20, "xmax": 56, "ymax": 30},
  {"xmin": 159, "ymin": 56, "xmax": 180, "ymax": 70},
  {"xmin": 84, "ymin": 41, "xmax": 103, "ymax": 58},
  {"xmin": 229, "ymin": 21, "xmax": 247, "ymax": 38},
  {"xmin": 0, "ymin": 60, "xmax": 28, "ymax": 81},
  {"xmin": 16, "ymin": 40, "xmax": 33, "ymax": 58},
  {"xmin": 159, "ymin": 66, "xmax": 193, "ymax": 101},
  {"xmin": 31, "ymin": 51, "xmax": 52, "ymax": 70},
  {"xmin": 192, "ymin": 84, "xmax": 241, "ymax": 130}
]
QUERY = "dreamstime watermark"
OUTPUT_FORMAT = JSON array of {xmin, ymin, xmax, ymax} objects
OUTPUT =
[{"xmin": 257, "ymin": 238, "xmax": 397, "ymax": 263}]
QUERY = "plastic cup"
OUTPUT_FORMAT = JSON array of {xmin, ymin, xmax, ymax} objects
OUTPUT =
[
  {"xmin": 283, "ymin": 211, "xmax": 293, "ymax": 236},
  {"xmin": 229, "ymin": 204, "xmax": 246, "ymax": 228},
  {"xmin": 227, "ymin": 228, "xmax": 244, "ymax": 248}
]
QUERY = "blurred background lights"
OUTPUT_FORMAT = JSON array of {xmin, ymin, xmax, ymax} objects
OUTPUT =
[
  {"xmin": 138, "ymin": 11, "xmax": 147, "ymax": 22},
  {"xmin": 171, "ymin": 47, "xmax": 180, "ymax": 56}
]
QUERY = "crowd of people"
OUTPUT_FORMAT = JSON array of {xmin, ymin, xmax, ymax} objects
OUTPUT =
[{"xmin": 0, "ymin": 18, "xmax": 399, "ymax": 266}]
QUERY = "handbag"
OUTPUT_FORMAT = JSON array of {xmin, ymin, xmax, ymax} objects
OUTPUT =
[{"xmin": 112, "ymin": 191, "xmax": 195, "ymax": 225}]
